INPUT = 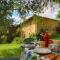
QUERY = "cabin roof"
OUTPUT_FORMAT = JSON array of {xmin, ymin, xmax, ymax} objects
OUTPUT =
[{"xmin": 25, "ymin": 15, "xmax": 59, "ymax": 22}]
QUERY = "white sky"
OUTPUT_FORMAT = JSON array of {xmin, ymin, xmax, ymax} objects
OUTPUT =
[{"xmin": 38, "ymin": 2, "xmax": 60, "ymax": 19}]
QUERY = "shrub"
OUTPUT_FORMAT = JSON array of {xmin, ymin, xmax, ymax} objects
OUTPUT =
[
  {"xmin": 12, "ymin": 36, "xmax": 24, "ymax": 44},
  {"xmin": 1, "ymin": 35, "xmax": 7, "ymax": 43},
  {"xmin": 31, "ymin": 56, "xmax": 37, "ymax": 60},
  {"xmin": 29, "ymin": 34, "xmax": 37, "ymax": 41}
]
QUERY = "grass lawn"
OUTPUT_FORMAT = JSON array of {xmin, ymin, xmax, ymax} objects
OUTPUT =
[{"xmin": 0, "ymin": 44, "xmax": 22, "ymax": 58}]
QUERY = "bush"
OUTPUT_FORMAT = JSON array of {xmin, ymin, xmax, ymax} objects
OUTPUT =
[
  {"xmin": 31, "ymin": 56, "xmax": 37, "ymax": 60},
  {"xmin": 1, "ymin": 35, "xmax": 7, "ymax": 43},
  {"xmin": 12, "ymin": 37, "xmax": 24, "ymax": 44},
  {"xmin": 29, "ymin": 34, "xmax": 37, "ymax": 41},
  {"xmin": 51, "ymin": 35, "xmax": 60, "ymax": 40}
]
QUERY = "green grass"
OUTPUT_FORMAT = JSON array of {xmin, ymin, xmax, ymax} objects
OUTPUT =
[{"xmin": 0, "ymin": 44, "xmax": 22, "ymax": 58}]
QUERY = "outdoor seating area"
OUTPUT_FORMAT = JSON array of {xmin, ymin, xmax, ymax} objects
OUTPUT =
[
  {"xmin": 21, "ymin": 40, "xmax": 60, "ymax": 60},
  {"xmin": 21, "ymin": 32, "xmax": 60, "ymax": 60},
  {"xmin": 0, "ymin": 0, "xmax": 60, "ymax": 60}
]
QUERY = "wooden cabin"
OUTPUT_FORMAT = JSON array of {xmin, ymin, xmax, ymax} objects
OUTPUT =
[{"xmin": 20, "ymin": 15, "xmax": 60, "ymax": 38}]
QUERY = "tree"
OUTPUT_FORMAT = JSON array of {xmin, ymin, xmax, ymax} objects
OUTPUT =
[
  {"xmin": 17, "ymin": 0, "xmax": 60, "ymax": 18},
  {"xmin": 18, "ymin": 0, "xmax": 53, "ymax": 16},
  {"xmin": 57, "ymin": 11, "xmax": 60, "ymax": 19},
  {"xmin": 0, "ymin": 0, "xmax": 14, "ymax": 34},
  {"xmin": 56, "ymin": 0, "xmax": 60, "ymax": 3}
]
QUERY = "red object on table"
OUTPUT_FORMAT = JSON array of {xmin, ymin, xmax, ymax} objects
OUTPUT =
[
  {"xmin": 55, "ymin": 56, "xmax": 60, "ymax": 60},
  {"xmin": 43, "ymin": 32, "xmax": 53, "ymax": 47},
  {"xmin": 46, "ymin": 54, "xmax": 60, "ymax": 60},
  {"xmin": 46, "ymin": 54, "xmax": 56, "ymax": 59}
]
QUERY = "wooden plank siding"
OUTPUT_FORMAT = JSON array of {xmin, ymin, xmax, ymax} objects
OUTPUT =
[
  {"xmin": 36, "ymin": 17, "xmax": 58, "ymax": 35},
  {"xmin": 20, "ymin": 15, "xmax": 59, "ymax": 38}
]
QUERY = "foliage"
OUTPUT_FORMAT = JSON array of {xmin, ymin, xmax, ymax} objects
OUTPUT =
[
  {"xmin": 10, "ymin": 0, "xmax": 60, "ymax": 18},
  {"xmin": 12, "ymin": 37, "xmax": 24, "ymax": 44},
  {"xmin": 29, "ymin": 34, "xmax": 37, "ymax": 41},
  {"xmin": 18, "ymin": 0, "xmax": 52, "ymax": 16},
  {"xmin": 55, "ymin": 0, "xmax": 60, "ymax": 3},
  {"xmin": 0, "ymin": 0, "xmax": 14, "ymax": 34},
  {"xmin": 0, "ymin": 25, "xmax": 21, "ymax": 44},
  {"xmin": 1, "ymin": 35, "xmax": 7, "ymax": 43},
  {"xmin": 16, "ymin": 27, "xmax": 21, "ymax": 36},
  {"xmin": 0, "ymin": 44, "xmax": 22, "ymax": 58},
  {"xmin": 31, "ymin": 56, "xmax": 37, "ymax": 60},
  {"xmin": 56, "ymin": 11, "xmax": 60, "ymax": 19},
  {"xmin": 51, "ymin": 35, "xmax": 60, "ymax": 40}
]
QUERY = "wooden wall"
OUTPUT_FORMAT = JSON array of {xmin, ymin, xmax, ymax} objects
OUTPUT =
[
  {"xmin": 21, "ymin": 18, "xmax": 37, "ymax": 38},
  {"xmin": 20, "ymin": 16, "xmax": 58, "ymax": 38},
  {"xmin": 36, "ymin": 17, "xmax": 58, "ymax": 35}
]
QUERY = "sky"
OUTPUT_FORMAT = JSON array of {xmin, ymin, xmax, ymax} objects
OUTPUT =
[
  {"xmin": 12, "ymin": 2, "xmax": 60, "ymax": 25},
  {"xmin": 38, "ymin": 2, "xmax": 60, "ymax": 19},
  {"xmin": 12, "ymin": 10, "xmax": 33, "ymax": 25},
  {"xmin": 12, "ymin": 10, "xmax": 21, "ymax": 25}
]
